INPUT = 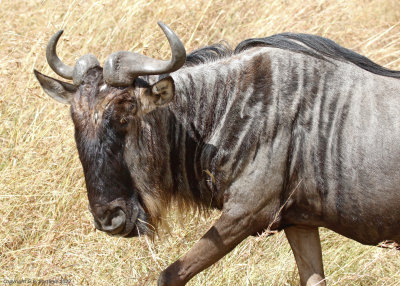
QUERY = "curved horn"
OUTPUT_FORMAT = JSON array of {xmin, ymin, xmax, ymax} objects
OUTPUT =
[
  {"xmin": 46, "ymin": 30, "xmax": 100, "ymax": 84},
  {"xmin": 46, "ymin": 30, "xmax": 74, "ymax": 80},
  {"xmin": 103, "ymin": 21, "xmax": 186, "ymax": 86}
]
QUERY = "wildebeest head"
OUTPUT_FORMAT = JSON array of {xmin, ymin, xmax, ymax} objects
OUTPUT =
[{"xmin": 34, "ymin": 22, "xmax": 186, "ymax": 237}]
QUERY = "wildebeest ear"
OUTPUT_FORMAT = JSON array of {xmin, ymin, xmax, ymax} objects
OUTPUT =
[
  {"xmin": 33, "ymin": 69, "xmax": 77, "ymax": 104},
  {"xmin": 150, "ymin": 76, "xmax": 175, "ymax": 106}
]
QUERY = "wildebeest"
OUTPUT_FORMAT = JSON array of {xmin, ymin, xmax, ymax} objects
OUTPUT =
[{"xmin": 34, "ymin": 22, "xmax": 400, "ymax": 286}]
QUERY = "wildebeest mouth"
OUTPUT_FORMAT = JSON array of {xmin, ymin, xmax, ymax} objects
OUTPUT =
[
  {"xmin": 112, "ymin": 217, "xmax": 149, "ymax": 238},
  {"xmin": 117, "ymin": 213, "xmax": 150, "ymax": 238},
  {"xmin": 122, "ymin": 200, "xmax": 151, "ymax": 237}
]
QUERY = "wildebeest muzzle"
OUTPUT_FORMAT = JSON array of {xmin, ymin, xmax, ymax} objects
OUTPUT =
[{"xmin": 90, "ymin": 197, "xmax": 140, "ymax": 237}]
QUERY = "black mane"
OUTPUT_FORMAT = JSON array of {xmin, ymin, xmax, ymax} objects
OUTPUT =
[
  {"xmin": 184, "ymin": 41, "xmax": 233, "ymax": 67},
  {"xmin": 235, "ymin": 33, "xmax": 400, "ymax": 79},
  {"xmin": 185, "ymin": 33, "xmax": 400, "ymax": 79}
]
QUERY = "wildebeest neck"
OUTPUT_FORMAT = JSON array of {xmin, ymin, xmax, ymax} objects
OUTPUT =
[{"xmin": 122, "ymin": 109, "xmax": 222, "ymax": 227}]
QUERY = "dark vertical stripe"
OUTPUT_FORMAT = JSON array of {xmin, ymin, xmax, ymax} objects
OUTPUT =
[
  {"xmin": 334, "ymin": 94, "xmax": 351, "ymax": 223},
  {"xmin": 185, "ymin": 130, "xmax": 202, "ymax": 201},
  {"xmin": 316, "ymin": 69, "xmax": 329, "ymax": 198}
]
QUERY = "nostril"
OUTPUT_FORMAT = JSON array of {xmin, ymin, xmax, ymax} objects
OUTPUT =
[{"xmin": 97, "ymin": 207, "xmax": 126, "ymax": 234}]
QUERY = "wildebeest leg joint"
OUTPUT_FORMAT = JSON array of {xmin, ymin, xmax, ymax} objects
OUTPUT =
[{"xmin": 157, "ymin": 212, "xmax": 255, "ymax": 286}]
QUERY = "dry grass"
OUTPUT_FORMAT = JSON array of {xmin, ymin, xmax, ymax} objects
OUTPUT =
[{"xmin": 1, "ymin": 0, "xmax": 400, "ymax": 285}]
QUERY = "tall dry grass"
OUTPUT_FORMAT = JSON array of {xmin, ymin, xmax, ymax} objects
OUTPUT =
[{"xmin": 1, "ymin": 0, "xmax": 400, "ymax": 285}]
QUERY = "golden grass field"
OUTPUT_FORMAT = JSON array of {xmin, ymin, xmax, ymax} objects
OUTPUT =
[{"xmin": 1, "ymin": 0, "xmax": 400, "ymax": 285}]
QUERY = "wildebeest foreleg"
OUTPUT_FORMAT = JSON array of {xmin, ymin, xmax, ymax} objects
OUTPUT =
[
  {"xmin": 157, "ymin": 212, "xmax": 254, "ymax": 286},
  {"xmin": 285, "ymin": 226, "xmax": 326, "ymax": 286}
]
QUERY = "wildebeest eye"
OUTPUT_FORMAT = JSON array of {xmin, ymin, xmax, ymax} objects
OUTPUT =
[
  {"xmin": 110, "ymin": 97, "xmax": 137, "ymax": 128},
  {"xmin": 129, "ymin": 102, "xmax": 136, "ymax": 113},
  {"xmin": 118, "ymin": 100, "xmax": 136, "ymax": 114},
  {"xmin": 114, "ymin": 93, "xmax": 136, "ymax": 111}
]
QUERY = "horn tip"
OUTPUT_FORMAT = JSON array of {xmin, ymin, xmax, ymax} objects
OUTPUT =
[
  {"xmin": 50, "ymin": 30, "xmax": 64, "ymax": 44},
  {"xmin": 157, "ymin": 21, "xmax": 169, "ymax": 31}
]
